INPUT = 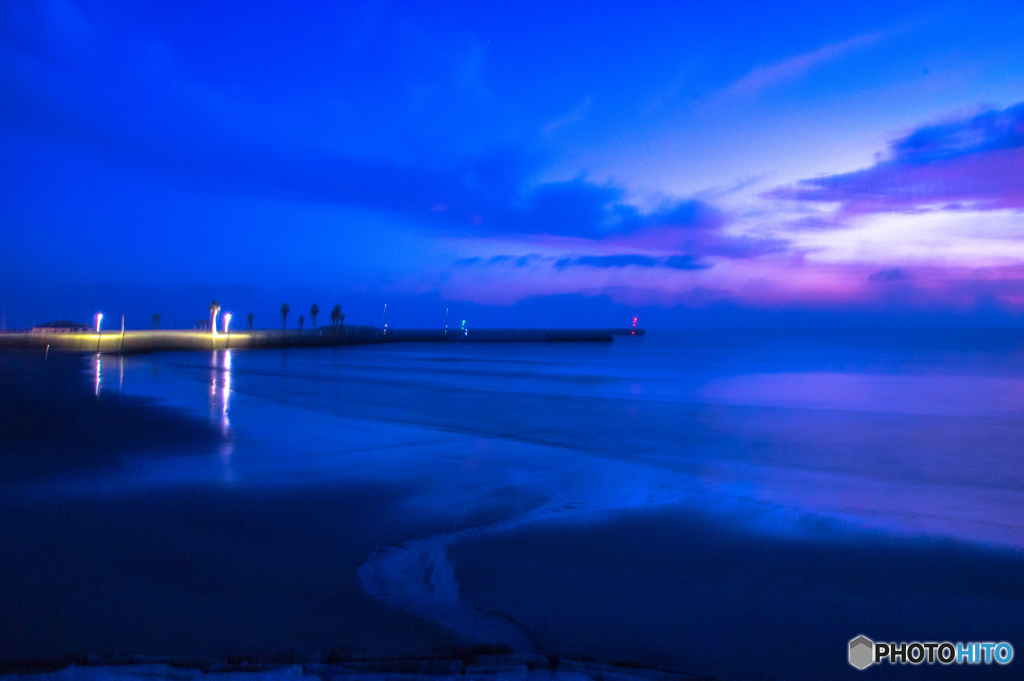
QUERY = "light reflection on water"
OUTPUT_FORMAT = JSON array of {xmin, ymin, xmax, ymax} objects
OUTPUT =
[
  {"xmin": 90, "ymin": 353, "xmax": 126, "ymax": 397},
  {"xmin": 208, "ymin": 349, "xmax": 232, "ymax": 431},
  {"xmin": 209, "ymin": 350, "xmax": 234, "ymax": 482},
  {"xmin": 67, "ymin": 331, "xmax": 1024, "ymax": 550}
]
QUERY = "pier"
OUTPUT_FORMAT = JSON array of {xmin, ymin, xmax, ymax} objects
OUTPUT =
[{"xmin": 0, "ymin": 326, "xmax": 644, "ymax": 353}]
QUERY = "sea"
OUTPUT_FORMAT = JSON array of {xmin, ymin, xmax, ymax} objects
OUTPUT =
[{"xmin": 1, "ymin": 329, "xmax": 1022, "ymax": 680}]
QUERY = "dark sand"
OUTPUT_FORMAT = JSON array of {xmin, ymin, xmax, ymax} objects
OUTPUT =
[
  {"xmin": 0, "ymin": 353, "xmax": 218, "ymax": 483},
  {"xmin": 450, "ymin": 505, "xmax": 1024, "ymax": 680},
  {"xmin": 0, "ymin": 354, "xmax": 466, "ymax": 665},
  {"xmin": 0, "ymin": 484, "xmax": 467, "ymax": 665}
]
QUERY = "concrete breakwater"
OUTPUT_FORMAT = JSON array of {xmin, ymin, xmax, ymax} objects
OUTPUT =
[
  {"xmin": 0, "ymin": 326, "xmax": 643, "ymax": 353},
  {"xmin": 380, "ymin": 327, "xmax": 642, "ymax": 342}
]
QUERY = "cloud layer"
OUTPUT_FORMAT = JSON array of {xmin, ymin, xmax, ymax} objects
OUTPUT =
[
  {"xmin": 4, "ymin": 1, "xmax": 1024, "ymax": 323},
  {"xmin": 768, "ymin": 102, "xmax": 1024, "ymax": 214}
]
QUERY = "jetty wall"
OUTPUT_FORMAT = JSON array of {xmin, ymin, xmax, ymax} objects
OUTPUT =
[{"xmin": 0, "ymin": 326, "xmax": 643, "ymax": 353}]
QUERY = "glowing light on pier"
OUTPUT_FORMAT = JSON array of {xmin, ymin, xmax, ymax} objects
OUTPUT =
[
  {"xmin": 223, "ymin": 312, "xmax": 232, "ymax": 334},
  {"xmin": 94, "ymin": 313, "xmax": 103, "ymax": 333}
]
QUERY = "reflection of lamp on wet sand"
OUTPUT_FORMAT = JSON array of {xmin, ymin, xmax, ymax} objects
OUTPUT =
[
  {"xmin": 220, "ymin": 350, "xmax": 234, "ymax": 481},
  {"xmin": 210, "ymin": 349, "xmax": 235, "ymax": 482}
]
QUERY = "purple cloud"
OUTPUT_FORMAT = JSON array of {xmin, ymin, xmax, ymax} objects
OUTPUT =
[
  {"xmin": 466, "ymin": 252, "xmax": 713, "ymax": 271},
  {"xmin": 868, "ymin": 267, "xmax": 910, "ymax": 283},
  {"xmin": 467, "ymin": 186, "xmax": 728, "ymax": 237},
  {"xmin": 768, "ymin": 102, "xmax": 1024, "ymax": 213},
  {"xmin": 663, "ymin": 254, "xmax": 711, "ymax": 270},
  {"xmin": 570, "ymin": 253, "xmax": 712, "ymax": 270},
  {"xmin": 567, "ymin": 254, "xmax": 660, "ymax": 269}
]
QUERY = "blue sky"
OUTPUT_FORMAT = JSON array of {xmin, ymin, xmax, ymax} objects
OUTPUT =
[{"xmin": 2, "ymin": 0, "xmax": 1024, "ymax": 328}]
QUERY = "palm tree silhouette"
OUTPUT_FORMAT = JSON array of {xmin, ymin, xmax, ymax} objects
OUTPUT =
[
  {"xmin": 298, "ymin": 315, "xmax": 305, "ymax": 333},
  {"xmin": 331, "ymin": 304, "xmax": 344, "ymax": 332},
  {"xmin": 209, "ymin": 300, "xmax": 221, "ymax": 332},
  {"xmin": 247, "ymin": 312, "xmax": 254, "ymax": 330},
  {"xmin": 281, "ymin": 303, "xmax": 290, "ymax": 329},
  {"xmin": 310, "ymin": 303, "xmax": 320, "ymax": 329},
  {"xmin": 152, "ymin": 313, "xmax": 161, "ymax": 330}
]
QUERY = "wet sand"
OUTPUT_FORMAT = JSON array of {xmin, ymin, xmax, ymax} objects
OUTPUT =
[
  {"xmin": 0, "ymin": 353, "xmax": 218, "ymax": 483},
  {"xmin": 0, "ymin": 354, "xmax": 465, "ymax": 665},
  {"xmin": 0, "ymin": 483, "xmax": 467, "ymax": 665},
  {"xmin": 451, "ymin": 505, "xmax": 1024, "ymax": 680}
]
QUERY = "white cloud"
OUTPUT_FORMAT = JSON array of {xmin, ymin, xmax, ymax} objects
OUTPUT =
[
  {"xmin": 725, "ymin": 31, "xmax": 884, "ymax": 97},
  {"xmin": 790, "ymin": 209, "xmax": 1024, "ymax": 266},
  {"xmin": 543, "ymin": 95, "xmax": 593, "ymax": 134}
]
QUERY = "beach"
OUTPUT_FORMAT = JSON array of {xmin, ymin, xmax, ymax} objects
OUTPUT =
[{"xmin": 1, "ymin": 330, "xmax": 1022, "ymax": 680}]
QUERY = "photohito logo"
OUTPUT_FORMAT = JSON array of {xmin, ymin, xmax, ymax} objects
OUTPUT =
[{"xmin": 849, "ymin": 635, "xmax": 1014, "ymax": 669}]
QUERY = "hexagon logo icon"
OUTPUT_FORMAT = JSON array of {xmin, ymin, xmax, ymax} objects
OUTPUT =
[{"xmin": 849, "ymin": 635, "xmax": 874, "ymax": 670}]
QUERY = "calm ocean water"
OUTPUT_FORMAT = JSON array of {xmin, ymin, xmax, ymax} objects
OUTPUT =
[{"xmin": 2, "ymin": 329, "xmax": 1023, "ymax": 679}]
